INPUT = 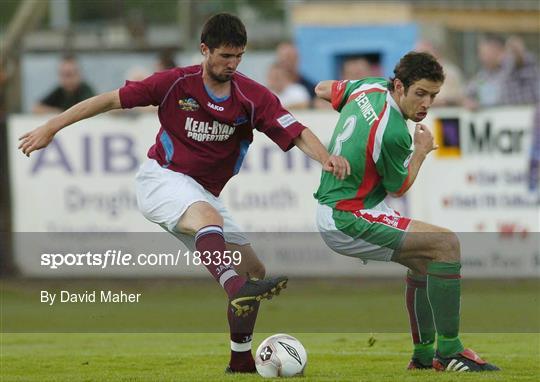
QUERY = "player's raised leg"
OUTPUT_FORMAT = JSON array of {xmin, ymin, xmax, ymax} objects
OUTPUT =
[
  {"xmin": 177, "ymin": 205, "xmax": 287, "ymax": 374},
  {"xmin": 394, "ymin": 220, "xmax": 500, "ymax": 372},
  {"xmin": 177, "ymin": 201, "xmax": 246, "ymax": 297},
  {"xmin": 228, "ymin": 242, "xmax": 266, "ymax": 280},
  {"xmin": 176, "ymin": 202, "xmax": 287, "ymax": 317}
]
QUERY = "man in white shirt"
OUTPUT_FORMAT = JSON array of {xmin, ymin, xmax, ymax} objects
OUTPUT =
[{"xmin": 267, "ymin": 62, "xmax": 310, "ymax": 109}]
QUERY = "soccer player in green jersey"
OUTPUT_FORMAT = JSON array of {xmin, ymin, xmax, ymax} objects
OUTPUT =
[{"xmin": 314, "ymin": 52, "xmax": 499, "ymax": 372}]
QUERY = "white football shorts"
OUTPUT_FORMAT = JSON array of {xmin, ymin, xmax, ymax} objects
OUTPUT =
[
  {"xmin": 316, "ymin": 202, "xmax": 410, "ymax": 262},
  {"xmin": 135, "ymin": 159, "xmax": 250, "ymax": 250}
]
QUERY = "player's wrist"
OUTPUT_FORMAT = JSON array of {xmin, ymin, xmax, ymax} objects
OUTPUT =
[
  {"xmin": 413, "ymin": 149, "xmax": 428, "ymax": 160},
  {"xmin": 44, "ymin": 120, "xmax": 62, "ymax": 135},
  {"xmin": 320, "ymin": 154, "xmax": 331, "ymax": 166}
]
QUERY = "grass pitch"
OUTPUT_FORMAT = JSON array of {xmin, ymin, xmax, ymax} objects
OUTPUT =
[
  {"xmin": 1, "ymin": 279, "xmax": 539, "ymax": 381},
  {"xmin": 2, "ymin": 333, "xmax": 538, "ymax": 381}
]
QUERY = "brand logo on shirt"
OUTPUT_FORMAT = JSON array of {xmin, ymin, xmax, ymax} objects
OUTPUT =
[
  {"xmin": 234, "ymin": 115, "xmax": 248, "ymax": 126},
  {"xmin": 178, "ymin": 98, "xmax": 200, "ymax": 111},
  {"xmin": 207, "ymin": 101, "xmax": 224, "ymax": 112},
  {"xmin": 277, "ymin": 113, "xmax": 296, "ymax": 128},
  {"xmin": 382, "ymin": 215, "xmax": 400, "ymax": 228},
  {"xmin": 184, "ymin": 117, "xmax": 235, "ymax": 142}
]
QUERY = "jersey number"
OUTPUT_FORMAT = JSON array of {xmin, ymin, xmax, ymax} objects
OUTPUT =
[{"xmin": 331, "ymin": 115, "xmax": 356, "ymax": 155}]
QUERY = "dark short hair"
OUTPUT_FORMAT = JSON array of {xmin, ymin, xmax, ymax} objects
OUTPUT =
[
  {"xmin": 388, "ymin": 51, "xmax": 445, "ymax": 92},
  {"xmin": 200, "ymin": 13, "xmax": 247, "ymax": 51},
  {"xmin": 158, "ymin": 49, "xmax": 176, "ymax": 69},
  {"xmin": 481, "ymin": 33, "xmax": 505, "ymax": 47},
  {"xmin": 62, "ymin": 53, "xmax": 77, "ymax": 63}
]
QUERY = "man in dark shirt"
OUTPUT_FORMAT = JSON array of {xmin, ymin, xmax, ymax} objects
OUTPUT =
[
  {"xmin": 33, "ymin": 54, "xmax": 95, "ymax": 114},
  {"xmin": 19, "ymin": 13, "xmax": 349, "ymax": 374}
]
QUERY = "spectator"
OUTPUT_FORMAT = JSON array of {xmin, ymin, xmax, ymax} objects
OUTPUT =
[
  {"xmin": 464, "ymin": 34, "xmax": 506, "ymax": 109},
  {"xmin": 502, "ymin": 36, "xmax": 539, "ymax": 106},
  {"xmin": 340, "ymin": 56, "xmax": 373, "ymax": 80},
  {"xmin": 415, "ymin": 40, "xmax": 465, "ymax": 106},
  {"xmin": 125, "ymin": 66, "xmax": 151, "ymax": 82},
  {"xmin": 314, "ymin": 56, "xmax": 376, "ymax": 110},
  {"xmin": 33, "ymin": 55, "xmax": 95, "ymax": 114},
  {"xmin": 276, "ymin": 41, "xmax": 315, "ymax": 103},
  {"xmin": 0, "ymin": 65, "xmax": 6, "ymax": 119},
  {"xmin": 464, "ymin": 34, "xmax": 539, "ymax": 109},
  {"xmin": 529, "ymin": 105, "xmax": 540, "ymax": 196},
  {"xmin": 267, "ymin": 62, "xmax": 310, "ymax": 110},
  {"xmin": 121, "ymin": 66, "xmax": 155, "ymax": 114},
  {"xmin": 156, "ymin": 49, "xmax": 177, "ymax": 71}
]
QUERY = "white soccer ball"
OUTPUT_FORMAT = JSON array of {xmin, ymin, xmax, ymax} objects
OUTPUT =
[{"xmin": 255, "ymin": 334, "xmax": 307, "ymax": 378}]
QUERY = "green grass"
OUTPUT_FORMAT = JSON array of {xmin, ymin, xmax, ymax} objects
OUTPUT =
[
  {"xmin": 1, "ymin": 279, "xmax": 539, "ymax": 380},
  {"xmin": 1, "ymin": 333, "xmax": 539, "ymax": 381}
]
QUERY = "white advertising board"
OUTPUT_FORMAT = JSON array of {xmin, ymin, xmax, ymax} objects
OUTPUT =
[
  {"xmin": 8, "ymin": 107, "xmax": 539, "ymax": 277},
  {"xmin": 415, "ymin": 106, "xmax": 539, "ymax": 234}
]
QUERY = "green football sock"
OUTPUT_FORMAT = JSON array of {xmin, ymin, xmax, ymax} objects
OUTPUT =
[
  {"xmin": 406, "ymin": 272, "xmax": 435, "ymax": 365},
  {"xmin": 414, "ymin": 342, "xmax": 435, "ymax": 365},
  {"xmin": 426, "ymin": 262, "xmax": 465, "ymax": 357}
]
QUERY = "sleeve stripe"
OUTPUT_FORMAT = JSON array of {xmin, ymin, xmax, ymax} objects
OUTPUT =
[
  {"xmin": 396, "ymin": 166, "xmax": 411, "ymax": 195},
  {"xmin": 331, "ymin": 80, "xmax": 347, "ymax": 111}
]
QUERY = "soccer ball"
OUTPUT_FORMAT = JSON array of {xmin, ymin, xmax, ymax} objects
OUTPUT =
[{"xmin": 255, "ymin": 334, "xmax": 307, "ymax": 378}]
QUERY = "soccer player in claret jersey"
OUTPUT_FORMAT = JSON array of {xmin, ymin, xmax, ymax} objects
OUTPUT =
[
  {"xmin": 18, "ymin": 13, "xmax": 349, "ymax": 374},
  {"xmin": 314, "ymin": 52, "xmax": 499, "ymax": 372}
]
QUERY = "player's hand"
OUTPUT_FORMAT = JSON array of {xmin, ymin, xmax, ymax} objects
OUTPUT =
[
  {"xmin": 413, "ymin": 124, "xmax": 438, "ymax": 156},
  {"xmin": 323, "ymin": 155, "xmax": 351, "ymax": 180},
  {"xmin": 18, "ymin": 124, "xmax": 56, "ymax": 157}
]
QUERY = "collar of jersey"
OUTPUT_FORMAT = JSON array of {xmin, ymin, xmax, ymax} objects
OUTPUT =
[
  {"xmin": 204, "ymin": 83, "xmax": 230, "ymax": 103},
  {"xmin": 386, "ymin": 91, "xmax": 403, "ymax": 117}
]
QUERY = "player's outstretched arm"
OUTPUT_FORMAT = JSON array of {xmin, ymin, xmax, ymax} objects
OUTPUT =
[
  {"xmin": 293, "ymin": 128, "xmax": 350, "ymax": 180},
  {"xmin": 389, "ymin": 123, "xmax": 437, "ymax": 197},
  {"xmin": 19, "ymin": 90, "xmax": 121, "ymax": 156},
  {"xmin": 314, "ymin": 80, "xmax": 335, "ymax": 103}
]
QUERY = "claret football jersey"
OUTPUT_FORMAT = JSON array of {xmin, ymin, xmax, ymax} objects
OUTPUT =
[{"xmin": 119, "ymin": 65, "xmax": 306, "ymax": 196}]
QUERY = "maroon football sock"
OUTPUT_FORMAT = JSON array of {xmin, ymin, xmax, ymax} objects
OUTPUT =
[
  {"xmin": 227, "ymin": 301, "xmax": 260, "ymax": 371},
  {"xmin": 195, "ymin": 225, "xmax": 245, "ymax": 298}
]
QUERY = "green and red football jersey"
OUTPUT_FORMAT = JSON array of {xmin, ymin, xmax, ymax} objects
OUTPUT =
[{"xmin": 315, "ymin": 78, "xmax": 413, "ymax": 211}]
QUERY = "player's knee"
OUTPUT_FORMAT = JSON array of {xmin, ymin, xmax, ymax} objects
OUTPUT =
[
  {"xmin": 200, "ymin": 208, "xmax": 224, "ymax": 227},
  {"xmin": 449, "ymin": 233, "xmax": 461, "ymax": 262},
  {"xmin": 176, "ymin": 203, "xmax": 224, "ymax": 234},
  {"xmin": 411, "ymin": 260, "xmax": 428, "ymax": 275},
  {"xmin": 436, "ymin": 230, "xmax": 461, "ymax": 262},
  {"xmin": 445, "ymin": 231, "xmax": 460, "ymax": 262}
]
